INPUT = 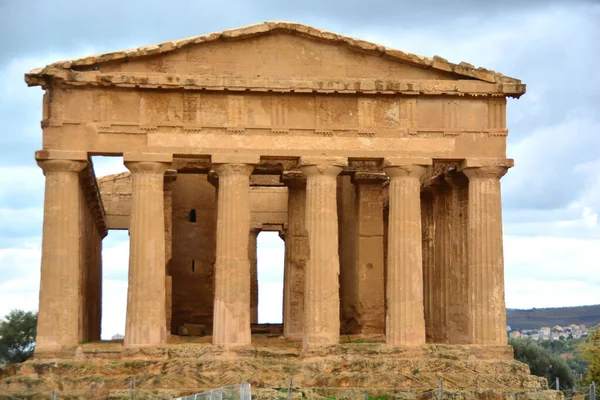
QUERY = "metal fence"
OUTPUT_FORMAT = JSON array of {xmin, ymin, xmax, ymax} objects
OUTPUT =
[{"xmin": 173, "ymin": 384, "xmax": 251, "ymax": 400}]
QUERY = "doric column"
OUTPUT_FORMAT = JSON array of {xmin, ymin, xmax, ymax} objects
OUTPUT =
[
  {"xmin": 282, "ymin": 171, "xmax": 307, "ymax": 340},
  {"xmin": 35, "ymin": 150, "xmax": 88, "ymax": 350},
  {"xmin": 460, "ymin": 159, "xmax": 513, "ymax": 345},
  {"xmin": 248, "ymin": 228, "xmax": 261, "ymax": 325},
  {"xmin": 164, "ymin": 170, "xmax": 177, "ymax": 336},
  {"xmin": 383, "ymin": 157, "xmax": 431, "ymax": 346},
  {"xmin": 212, "ymin": 154, "xmax": 258, "ymax": 346},
  {"xmin": 423, "ymin": 177, "xmax": 451, "ymax": 344},
  {"xmin": 299, "ymin": 156, "xmax": 347, "ymax": 348},
  {"xmin": 351, "ymin": 172, "xmax": 387, "ymax": 335},
  {"xmin": 420, "ymin": 190, "xmax": 435, "ymax": 343},
  {"xmin": 445, "ymin": 171, "xmax": 471, "ymax": 344},
  {"xmin": 124, "ymin": 153, "xmax": 172, "ymax": 347}
]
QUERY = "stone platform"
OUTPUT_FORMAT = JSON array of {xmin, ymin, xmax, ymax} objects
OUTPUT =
[{"xmin": 0, "ymin": 335, "xmax": 559, "ymax": 399}]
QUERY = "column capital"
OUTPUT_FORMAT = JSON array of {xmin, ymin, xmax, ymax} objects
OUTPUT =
[
  {"xmin": 35, "ymin": 150, "xmax": 88, "ymax": 174},
  {"xmin": 124, "ymin": 153, "xmax": 172, "ymax": 174},
  {"xmin": 213, "ymin": 163, "xmax": 254, "ymax": 178},
  {"xmin": 125, "ymin": 161, "xmax": 171, "ymax": 174},
  {"xmin": 351, "ymin": 172, "xmax": 388, "ymax": 185},
  {"xmin": 281, "ymin": 171, "xmax": 307, "ymax": 187},
  {"xmin": 383, "ymin": 158, "xmax": 431, "ymax": 179},
  {"xmin": 37, "ymin": 159, "xmax": 88, "ymax": 174},
  {"xmin": 124, "ymin": 152, "xmax": 173, "ymax": 163},
  {"xmin": 298, "ymin": 156, "xmax": 347, "ymax": 177},
  {"xmin": 459, "ymin": 158, "xmax": 513, "ymax": 180}
]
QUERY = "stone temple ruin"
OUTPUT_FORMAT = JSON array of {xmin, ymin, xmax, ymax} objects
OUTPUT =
[{"xmin": 0, "ymin": 22, "xmax": 559, "ymax": 399}]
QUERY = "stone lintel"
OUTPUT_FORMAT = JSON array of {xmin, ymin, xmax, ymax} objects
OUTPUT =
[
  {"xmin": 383, "ymin": 157, "xmax": 433, "ymax": 168},
  {"xmin": 459, "ymin": 158, "xmax": 514, "ymax": 170},
  {"xmin": 351, "ymin": 171, "xmax": 388, "ymax": 185},
  {"xmin": 298, "ymin": 156, "xmax": 348, "ymax": 169},
  {"xmin": 212, "ymin": 154, "xmax": 260, "ymax": 165},
  {"xmin": 123, "ymin": 152, "xmax": 173, "ymax": 164},
  {"xmin": 35, "ymin": 149, "xmax": 88, "ymax": 162},
  {"xmin": 262, "ymin": 224, "xmax": 284, "ymax": 232}
]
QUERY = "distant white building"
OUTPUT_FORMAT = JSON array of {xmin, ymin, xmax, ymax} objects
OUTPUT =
[{"xmin": 111, "ymin": 333, "xmax": 124, "ymax": 340}]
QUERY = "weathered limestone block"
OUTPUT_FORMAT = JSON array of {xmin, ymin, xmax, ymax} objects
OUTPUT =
[
  {"xmin": 124, "ymin": 153, "xmax": 172, "ymax": 347},
  {"xmin": 445, "ymin": 171, "xmax": 471, "ymax": 344},
  {"xmin": 282, "ymin": 172, "xmax": 307, "ymax": 340},
  {"xmin": 420, "ymin": 190, "xmax": 435, "ymax": 343},
  {"xmin": 352, "ymin": 172, "xmax": 387, "ymax": 335},
  {"xmin": 337, "ymin": 175, "xmax": 358, "ymax": 334},
  {"xmin": 248, "ymin": 228, "xmax": 260, "ymax": 325},
  {"xmin": 424, "ymin": 177, "xmax": 452, "ymax": 344},
  {"xmin": 461, "ymin": 159, "xmax": 513, "ymax": 345},
  {"xmin": 36, "ymin": 151, "xmax": 88, "ymax": 350},
  {"xmin": 383, "ymin": 157, "xmax": 431, "ymax": 346},
  {"xmin": 212, "ymin": 159, "xmax": 256, "ymax": 346},
  {"xmin": 299, "ymin": 156, "xmax": 347, "ymax": 348},
  {"xmin": 164, "ymin": 170, "xmax": 177, "ymax": 336}
]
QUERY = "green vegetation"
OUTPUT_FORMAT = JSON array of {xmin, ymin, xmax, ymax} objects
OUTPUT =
[
  {"xmin": 0, "ymin": 310, "xmax": 37, "ymax": 364},
  {"xmin": 506, "ymin": 305, "xmax": 600, "ymax": 330},
  {"xmin": 581, "ymin": 328, "xmax": 600, "ymax": 384},
  {"xmin": 509, "ymin": 338, "xmax": 575, "ymax": 389}
]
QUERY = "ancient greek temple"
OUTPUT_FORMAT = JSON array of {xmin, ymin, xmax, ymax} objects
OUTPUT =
[{"xmin": 26, "ymin": 22, "xmax": 523, "ymax": 353}]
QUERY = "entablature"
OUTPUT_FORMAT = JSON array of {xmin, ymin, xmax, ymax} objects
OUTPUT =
[{"xmin": 31, "ymin": 70, "xmax": 524, "ymax": 98}]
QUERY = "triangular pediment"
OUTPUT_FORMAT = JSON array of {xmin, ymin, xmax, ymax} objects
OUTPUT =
[{"xmin": 25, "ymin": 21, "xmax": 522, "ymax": 88}]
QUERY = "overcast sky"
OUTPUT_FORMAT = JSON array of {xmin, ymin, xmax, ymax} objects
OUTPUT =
[{"xmin": 0, "ymin": 1, "xmax": 599, "ymax": 338}]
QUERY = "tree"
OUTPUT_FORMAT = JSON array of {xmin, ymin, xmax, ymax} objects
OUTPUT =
[
  {"xmin": 0, "ymin": 310, "xmax": 37, "ymax": 364},
  {"xmin": 510, "ymin": 338, "xmax": 576, "ymax": 389},
  {"xmin": 582, "ymin": 328, "xmax": 600, "ymax": 384}
]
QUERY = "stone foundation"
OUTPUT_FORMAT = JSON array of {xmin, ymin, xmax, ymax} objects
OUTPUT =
[{"xmin": 0, "ymin": 336, "xmax": 554, "ymax": 399}]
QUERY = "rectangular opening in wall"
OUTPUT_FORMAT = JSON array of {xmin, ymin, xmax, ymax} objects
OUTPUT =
[
  {"xmin": 257, "ymin": 231, "xmax": 285, "ymax": 324},
  {"xmin": 91, "ymin": 156, "xmax": 130, "ymax": 341}
]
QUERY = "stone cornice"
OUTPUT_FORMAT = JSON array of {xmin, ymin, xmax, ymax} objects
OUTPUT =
[
  {"xmin": 27, "ymin": 69, "xmax": 525, "ymax": 97},
  {"xmin": 24, "ymin": 22, "xmax": 522, "ymax": 87}
]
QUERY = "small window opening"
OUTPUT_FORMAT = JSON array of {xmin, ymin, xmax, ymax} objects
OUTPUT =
[
  {"xmin": 192, "ymin": 259, "xmax": 195, "ymax": 272},
  {"xmin": 189, "ymin": 209, "xmax": 197, "ymax": 223}
]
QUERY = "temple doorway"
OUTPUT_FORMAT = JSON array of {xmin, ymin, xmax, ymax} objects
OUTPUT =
[{"xmin": 256, "ymin": 231, "xmax": 285, "ymax": 324}]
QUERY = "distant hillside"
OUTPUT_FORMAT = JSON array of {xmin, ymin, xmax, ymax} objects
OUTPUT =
[{"xmin": 506, "ymin": 304, "xmax": 600, "ymax": 330}]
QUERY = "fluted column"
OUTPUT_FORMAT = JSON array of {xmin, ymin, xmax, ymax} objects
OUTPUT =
[
  {"xmin": 423, "ymin": 177, "xmax": 451, "ymax": 344},
  {"xmin": 420, "ymin": 190, "xmax": 435, "ymax": 343},
  {"xmin": 248, "ymin": 228, "xmax": 260, "ymax": 325},
  {"xmin": 299, "ymin": 156, "xmax": 347, "ymax": 348},
  {"xmin": 351, "ymin": 172, "xmax": 387, "ymax": 335},
  {"xmin": 164, "ymin": 170, "xmax": 177, "ymax": 336},
  {"xmin": 212, "ymin": 160, "xmax": 256, "ymax": 346},
  {"xmin": 36, "ymin": 151, "xmax": 88, "ymax": 350},
  {"xmin": 445, "ymin": 171, "xmax": 471, "ymax": 344},
  {"xmin": 124, "ymin": 153, "xmax": 172, "ymax": 347},
  {"xmin": 383, "ymin": 158, "xmax": 431, "ymax": 346},
  {"xmin": 461, "ymin": 159, "xmax": 513, "ymax": 345},
  {"xmin": 282, "ymin": 171, "xmax": 307, "ymax": 340}
]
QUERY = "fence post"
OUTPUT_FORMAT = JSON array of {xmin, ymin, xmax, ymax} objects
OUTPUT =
[
  {"xmin": 555, "ymin": 377, "xmax": 559, "ymax": 391},
  {"xmin": 51, "ymin": 391, "xmax": 57, "ymax": 400},
  {"xmin": 437, "ymin": 379, "xmax": 441, "ymax": 400},
  {"xmin": 590, "ymin": 381, "xmax": 596, "ymax": 400},
  {"xmin": 287, "ymin": 378, "xmax": 293, "ymax": 400}
]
